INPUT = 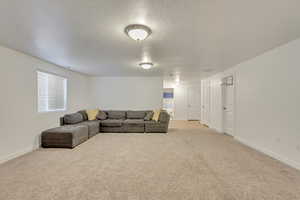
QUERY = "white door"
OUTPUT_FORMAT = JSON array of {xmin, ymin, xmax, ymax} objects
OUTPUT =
[
  {"xmin": 200, "ymin": 80, "xmax": 210, "ymax": 125},
  {"xmin": 187, "ymin": 86, "xmax": 201, "ymax": 120},
  {"xmin": 222, "ymin": 77, "xmax": 234, "ymax": 136}
]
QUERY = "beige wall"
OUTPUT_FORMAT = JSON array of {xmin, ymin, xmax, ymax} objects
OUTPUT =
[{"xmin": 0, "ymin": 46, "xmax": 90, "ymax": 163}]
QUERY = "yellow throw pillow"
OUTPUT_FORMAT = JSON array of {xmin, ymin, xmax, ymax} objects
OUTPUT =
[
  {"xmin": 86, "ymin": 109, "xmax": 99, "ymax": 121},
  {"xmin": 152, "ymin": 109, "xmax": 161, "ymax": 122}
]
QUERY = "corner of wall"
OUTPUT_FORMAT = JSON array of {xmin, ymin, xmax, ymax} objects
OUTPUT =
[
  {"xmin": 0, "ymin": 145, "xmax": 38, "ymax": 164},
  {"xmin": 235, "ymin": 137, "xmax": 300, "ymax": 170}
]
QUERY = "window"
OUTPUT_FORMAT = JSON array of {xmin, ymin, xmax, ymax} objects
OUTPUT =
[{"xmin": 37, "ymin": 71, "xmax": 67, "ymax": 112}]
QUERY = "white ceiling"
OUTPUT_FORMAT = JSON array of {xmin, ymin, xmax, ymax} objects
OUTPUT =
[{"xmin": 1, "ymin": 0, "xmax": 300, "ymax": 80}]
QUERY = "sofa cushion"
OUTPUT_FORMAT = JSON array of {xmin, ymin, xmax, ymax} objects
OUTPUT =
[
  {"xmin": 63, "ymin": 113, "xmax": 83, "ymax": 124},
  {"xmin": 144, "ymin": 120, "xmax": 156, "ymax": 124},
  {"xmin": 100, "ymin": 126, "xmax": 123, "ymax": 133},
  {"xmin": 77, "ymin": 120, "xmax": 100, "ymax": 138},
  {"xmin": 152, "ymin": 109, "xmax": 161, "ymax": 122},
  {"xmin": 96, "ymin": 110, "xmax": 107, "ymax": 120},
  {"xmin": 77, "ymin": 110, "xmax": 88, "ymax": 121},
  {"xmin": 86, "ymin": 109, "xmax": 99, "ymax": 120},
  {"xmin": 126, "ymin": 111, "xmax": 146, "ymax": 119},
  {"xmin": 106, "ymin": 111, "xmax": 126, "ymax": 119},
  {"xmin": 101, "ymin": 119, "xmax": 123, "ymax": 127},
  {"xmin": 124, "ymin": 119, "xmax": 145, "ymax": 125},
  {"xmin": 144, "ymin": 111, "xmax": 154, "ymax": 121}
]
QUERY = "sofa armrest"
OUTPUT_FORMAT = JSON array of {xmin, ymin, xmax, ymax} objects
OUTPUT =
[
  {"xmin": 158, "ymin": 111, "xmax": 170, "ymax": 124},
  {"xmin": 59, "ymin": 117, "xmax": 65, "ymax": 126}
]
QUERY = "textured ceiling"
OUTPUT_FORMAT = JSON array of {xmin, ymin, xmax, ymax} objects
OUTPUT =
[{"xmin": 1, "ymin": 0, "xmax": 300, "ymax": 80}]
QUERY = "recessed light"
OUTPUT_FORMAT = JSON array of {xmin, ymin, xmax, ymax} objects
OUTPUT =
[
  {"xmin": 139, "ymin": 62, "xmax": 153, "ymax": 70},
  {"xmin": 125, "ymin": 24, "xmax": 152, "ymax": 41}
]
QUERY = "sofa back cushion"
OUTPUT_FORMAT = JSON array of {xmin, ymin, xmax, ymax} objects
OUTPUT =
[
  {"xmin": 63, "ymin": 113, "xmax": 83, "ymax": 124},
  {"xmin": 77, "ymin": 110, "xmax": 88, "ymax": 121},
  {"xmin": 126, "ymin": 111, "xmax": 147, "ymax": 119},
  {"xmin": 106, "ymin": 111, "xmax": 126, "ymax": 119}
]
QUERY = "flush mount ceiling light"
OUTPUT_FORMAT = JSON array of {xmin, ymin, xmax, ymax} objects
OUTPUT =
[
  {"xmin": 139, "ymin": 62, "xmax": 153, "ymax": 70},
  {"xmin": 125, "ymin": 24, "xmax": 152, "ymax": 41}
]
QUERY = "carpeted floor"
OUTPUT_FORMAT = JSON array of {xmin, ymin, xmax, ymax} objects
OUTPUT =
[{"xmin": 1, "ymin": 121, "xmax": 300, "ymax": 200}]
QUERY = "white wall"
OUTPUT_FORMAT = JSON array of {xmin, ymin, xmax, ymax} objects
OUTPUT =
[
  {"xmin": 89, "ymin": 77, "xmax": 163, "ymax": 110},
  {"xmin": 0, "ymin": 46, "xmax": 90, "ymax": 163},
  {"xmin": 203, "ymin": 38, "xmax": 300, "ymax": 170}
]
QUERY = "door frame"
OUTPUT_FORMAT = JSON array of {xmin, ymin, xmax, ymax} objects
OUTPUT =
[
  {"xmin": 200, "ymin": 79, "xmax": 211, "ymax": 126},
  {"xmin": 221, "ymin": 74, "xmax": 236, "ymax": 137}
]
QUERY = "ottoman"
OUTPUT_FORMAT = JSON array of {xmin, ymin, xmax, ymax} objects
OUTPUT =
[{"xmin": 42, "ymin": 125, "xmax": 88, "ymax": 148}]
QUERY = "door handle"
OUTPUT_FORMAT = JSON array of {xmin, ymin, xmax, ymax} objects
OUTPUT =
[{"xmin": 223, "ymin": 107, "xmax": 227, "ymax": 110}]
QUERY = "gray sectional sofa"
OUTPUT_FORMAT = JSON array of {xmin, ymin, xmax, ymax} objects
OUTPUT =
[{"xmin": 41, "ymin": 110, "xmax": 170, "ymax": 148}]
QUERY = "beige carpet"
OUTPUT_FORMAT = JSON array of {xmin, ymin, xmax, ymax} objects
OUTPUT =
[{"xmin": 1, "ymin": 121, "xmax": 300, "ymax": 200}]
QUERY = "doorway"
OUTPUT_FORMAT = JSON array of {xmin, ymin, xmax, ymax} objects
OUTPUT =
[
  {"xmin": 163, "ymin": 88, "xmax": 175, "ymax": 119},
  {"xmin": 222, "ymin": 76, "xmax": 235, "ymax": 136},
  {"xmin": 187, "ymin": 86, "xmax": 201, "ymax": 121}
]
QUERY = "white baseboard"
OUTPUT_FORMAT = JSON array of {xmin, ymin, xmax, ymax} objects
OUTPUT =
[
  {"xmin": 235, "ymin": 137, "xmax": 300, "ymax": 170},
  {"xmin": 0, "ymin": 145, "xmax": 38, "ymax": 164}
]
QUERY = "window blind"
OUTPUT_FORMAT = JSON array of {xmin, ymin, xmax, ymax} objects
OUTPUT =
[{"xmin": 37, "ymin": 71, "xmax": 67, "ymax": 112}]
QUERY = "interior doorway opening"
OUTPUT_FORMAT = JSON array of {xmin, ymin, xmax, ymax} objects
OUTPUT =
[{"xmin": 163, "ymin": 88, "xmax": 175, "ymax": 119}]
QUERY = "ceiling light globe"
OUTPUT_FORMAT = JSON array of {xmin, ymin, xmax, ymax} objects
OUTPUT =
[
  {"xmin": 139, "ymin": 62, "xmax": 153, "ymax": 70},
  {"xmin": 128, "ymin": 29, "xmax": 148, "ymax": 41},
  {"xmin": 125, "ymin": 24, "xmax": 152, "ymax": 41}
]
